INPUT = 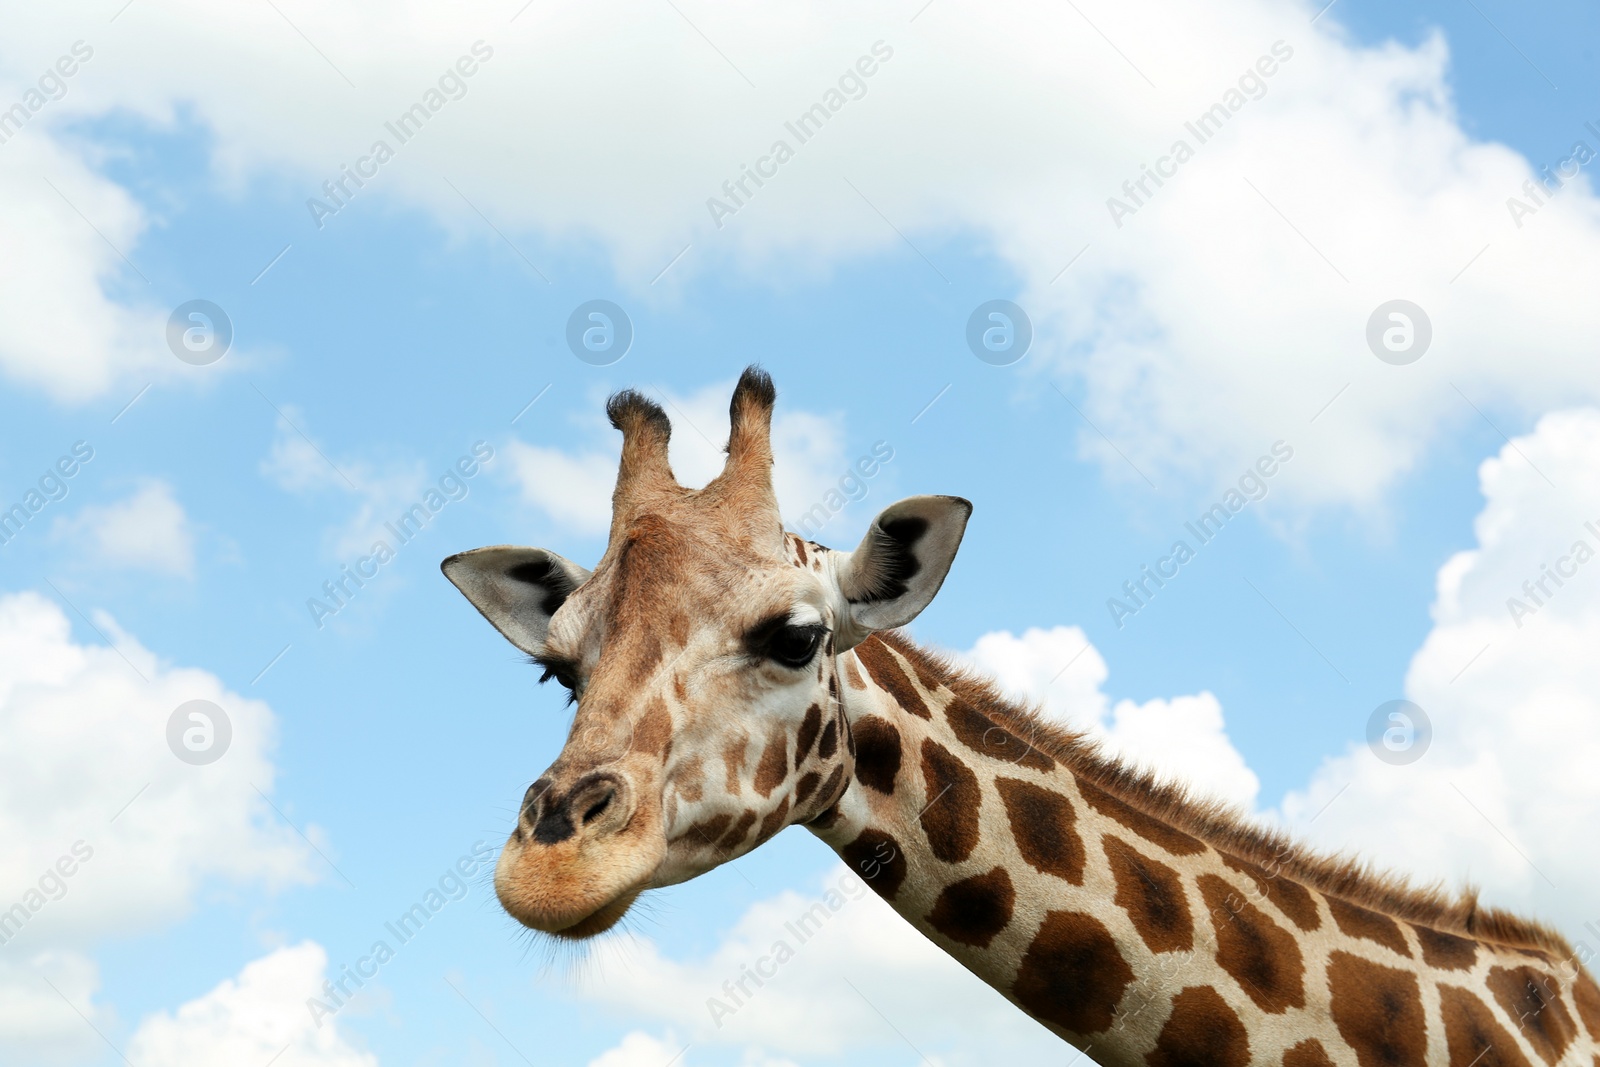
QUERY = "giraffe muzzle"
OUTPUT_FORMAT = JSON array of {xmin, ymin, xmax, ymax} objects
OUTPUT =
[{"xmin": 493, "ymin": 766, "xmax": 666, "ymax": 938}]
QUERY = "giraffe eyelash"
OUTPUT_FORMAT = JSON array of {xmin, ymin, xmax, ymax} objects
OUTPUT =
[{"xmin": 531, "ymin": 656, "xmax": 581, "ymax": 705}]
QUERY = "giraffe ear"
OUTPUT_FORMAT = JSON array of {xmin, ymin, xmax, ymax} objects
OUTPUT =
[
  {"xmin": 441, "ymin": 546, "xmax": 591, "ymax": 655},
  {"xmin": 833, "ymin": 495, "xmax": 972, "ymax": 650}
]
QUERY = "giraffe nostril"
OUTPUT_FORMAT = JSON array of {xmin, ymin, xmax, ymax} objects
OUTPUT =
[
  {"xmin": 525, "ymin": 773, "xmax": 630, "ymax": 845},
  {"xmin": 581, "ymin": 787, "xmax": 615, "ymax": 825},
  {"xmin": 522, "ymin": 778, "xmax": 551, "ymax": 822}
]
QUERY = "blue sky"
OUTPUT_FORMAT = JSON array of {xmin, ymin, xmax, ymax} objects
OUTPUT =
[{"xmin": 3, "ymin": 1, "xmax": 1600, "ymax": 1064}]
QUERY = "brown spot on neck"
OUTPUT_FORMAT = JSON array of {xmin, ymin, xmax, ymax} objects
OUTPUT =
[
  {"xmin": 995, "ymin": 776, "xmax": 1085, "ymax": 885},
  {"xmin": 755, "ymin": 797, "xmax": 791, "ymax": 845},
  {"xmin": 1146, "ymin": 985, "xmax": 1250, "ymax": 1067},
  {"xmin": 819, "ymin": 761, "xmax": 847, "ymax": 802},
  {"xmin": 1218, "ymin": 852, "xmax": 1320, "ymax": 932},
  {"xmin": 944, "ymin": 696, "xmax": 1053, "ymax": 771},
  {"xmin": 841, "ymin": 827, "xmax": 906, "ymax": 899},
  {"xmin": 926, "ymin": 867, "xmax": 1014, "ymax": 949},
  {"xmin": 1282, "ymin": 1039, "xmax": 1337, "ymax": 1067},
  {"xmin": 843, "ymin": 655, "xmax": 867, "ymax": 691},
  {"xmin": 1487, "ymin": 965, "xmax": 1578, "ymax": 1064},
  {"xmin": 806, "ymin": 765, "xmax": 848, "ymax": 827},
  {"xmin": 891, "ymin": 636, "xmax": 945, "ymax": 692},
  {"xmin": 1327, "ymin": 895, "xmax": 1412, "ymax": 957},
  {"xmin": 854, "ymin": 637, "xmax": 933, "ymax": 719},
  {"xmin": 1326, "ymin": 951, "xmax": 1427, "ymax": 1067},
  {"xmin": 1574, "ymin": 970, "xmax": 1600, "ymax": 1042},
  {"xmin": 1010, "ymin": 910, "xmax": 1134, "ymax": 1037},
  {"xmin": 1102, "ymin": 836, "xmax": 1193, "ymax": 954},
  {"xmin": 1077, "ymin": 778, "xmax": 1204, "ymax": 857},
  {"xmin": 1439, "ymin": 984, "xmax": 1534, "ymax": 1067},
  {"xmin": 851, "ymin": 715, "xmax": 902, "ymax": 795},
  {"xmin": 716, "ymin": 810, "xmax": 757, "ymax": 851},
  {"xmin": 673, "ymin": 811, "xmax": 732, "ymax": 846},
  {"xmin": 919, "ymin": 738, "xmax": 982, "ymax": 864},
  {"xmin": 793, "ymin": 770, "xmax": 820, "ymax": 806},
  {"xmin": 818, "ymin": 718, "xmax": 838, "ymax": 760},
  {"xmin": 1411, "ymin": 924, "xmax": 1478, "ymax": 971},
  {"xmin": 1196, "ymin": 874, "xmax": 1306, "ymax": 1014}
]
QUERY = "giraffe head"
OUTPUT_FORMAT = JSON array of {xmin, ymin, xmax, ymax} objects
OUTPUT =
[{"xmin": 443, "ymin": 368, "xmax": 970, "ymax": 938}]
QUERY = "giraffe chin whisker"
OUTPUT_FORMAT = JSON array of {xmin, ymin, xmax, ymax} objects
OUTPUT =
[
  {"xmin": 496, "ymin": 871, "xmax": 651, "ymax": 941},
  {"xmin": 541, "ymin": 888, "xmax": 643, "ymax": 941}
]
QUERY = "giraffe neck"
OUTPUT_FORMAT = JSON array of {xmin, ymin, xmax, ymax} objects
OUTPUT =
[{"xmin": 807, "ymin": 633, "xmax": 1600, "ymax": 1067}]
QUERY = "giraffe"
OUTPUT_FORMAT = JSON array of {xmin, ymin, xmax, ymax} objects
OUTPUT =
[{"xmin": 443, "ymin": 367, "xmax": 1600, "ymax": 1066}]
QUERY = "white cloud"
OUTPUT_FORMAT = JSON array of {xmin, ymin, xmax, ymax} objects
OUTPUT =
[
  {"xmin": 0, "ymin": 102, "xmax": 166, "ymax": 404},
  {"xmin": 260, "ymin": 412, "xmax": 349, "ymax": 496},
  {"xmin": 0, "ymin": 589, "xmax": 316, "ymax": 1053},
  {"xmin": 502, "ymin": 441, "xmax": 617, "ymax": 538},
  {"xmin": 259, "ymin": 410, "xmax": 433, "ymax": 560},
  {"xmin": 0, "ymin": 950, "xmax": 102, "ymax": 1063},
  {"xmin": 574, "ymin": 866, "xmax": 1057, "ymax": 1064},
  {"xmin": 127, "ymin": 942, "xmax": 378, "ymax": 1067},
  {"xmin": 5, "ymin": 1, "xmax": 1592, "ymax": 511},
  {"xmin": 585, "ymin": 1031, "xmax": 688, "ymax": 1067},
  {"xmin": 504, "ymin": 379, "xmax": 851, "ymax": 542},
  {"xmin": 1281, "ymin": 408, "xmax": 1600, "ymax": 934},
  {"xmin": 51, "ymin": 480, "xmax": 196, "ymax": 577},
  {"xmin": 584, "ymin": 1032, "xmax": 799, "ymax": 1067},
  {"xmin": 960, "ymin": 625, "xmax": 1261, "ymax": 809}
]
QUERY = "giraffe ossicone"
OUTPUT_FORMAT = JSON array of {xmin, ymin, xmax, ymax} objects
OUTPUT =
[{"xmin": 443, "ymin": 367, "xmax": 1600, "ymax": 1065}]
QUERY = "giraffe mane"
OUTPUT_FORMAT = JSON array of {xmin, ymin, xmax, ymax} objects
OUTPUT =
[{"xmin": 877, "ymin": 630, "xmax": 1576, "ymax": 959}]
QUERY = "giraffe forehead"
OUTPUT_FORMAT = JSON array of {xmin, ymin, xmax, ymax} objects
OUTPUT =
[
  {"xmin": 546, "ymin": 529, "xmax": 826, "ymax": 664},
  {"xmin": 597, "ymin": 518, "xmax": 821, "ymax": 618}
]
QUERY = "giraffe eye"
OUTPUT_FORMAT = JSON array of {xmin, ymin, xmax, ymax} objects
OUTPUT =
[
  {"xmin": 534, "ymin": 659, "xmax": 581, "ymax": 705},
  {"xmin": 766, "ymin": 624, "xmax": 824, "ymax": 669}
]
